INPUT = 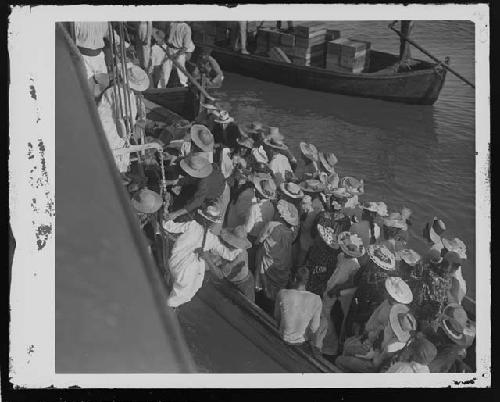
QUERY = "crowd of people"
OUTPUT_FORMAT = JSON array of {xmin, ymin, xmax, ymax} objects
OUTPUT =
[{"xmin": 71, "ymin": 21, "xmax": 475, "ymax": 374}]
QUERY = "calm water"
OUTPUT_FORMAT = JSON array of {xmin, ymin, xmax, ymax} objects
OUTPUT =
[{"xmin": 213, "ymin": 21, "xmax": 476, "ymax": 299}]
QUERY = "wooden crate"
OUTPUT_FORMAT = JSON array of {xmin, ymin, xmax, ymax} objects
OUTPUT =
[
  {"xmin": 326, "ymin": 37, "xmax": 349, "ymax": 67},
  {"xmin": 326, "ymin": 29, "xmax": 341, "ymax": 41},
  {"xmin": 291, "ymin": 43, "xmax": 325, "ymax": 58},
  {"xmin": 294, "ymin": 22, "xmax": 327, "ymax": 38},
  {"xmin": 339, "ymin": 40, "xmax": 367, "ymax": 69},
  {"xmin": 268, "ymin": 30, "xmax": 281, "ymax": 46},
  {"xmin": 348, "ymin": 37, "xmax": 371, "ymax": 70},
  {"xmin": 295, "ymin": 34, "xmax": 327, "ymax": 48},
  {"xmin": 279, "ymin": 32, "xmax": 295, "ymax": 47}
]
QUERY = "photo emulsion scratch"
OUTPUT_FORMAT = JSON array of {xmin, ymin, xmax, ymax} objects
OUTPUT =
[{"xmin": 7, "ymin": 4, "xmax": 490, "ymax": 390}]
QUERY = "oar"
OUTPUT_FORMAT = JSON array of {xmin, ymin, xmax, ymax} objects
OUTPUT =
[
  {"xmin": 388, "ymin": 21, "xmax": 475, "ymax": 89},
  {"xmin": 158, "ymin": 44, "xmax": 216, "ymax": 101}
]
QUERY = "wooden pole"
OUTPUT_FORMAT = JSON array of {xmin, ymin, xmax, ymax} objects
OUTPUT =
[
  {"xmin": 158, "ymin": 44, "xmax": 216, "ymax": 101},
  {"xmin": 389, "ymin": 21, "xmax": 475, "ymax": 89}
]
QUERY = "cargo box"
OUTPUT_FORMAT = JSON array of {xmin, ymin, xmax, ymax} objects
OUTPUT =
[
  {"xmin": 279, "ymin": 32, "xmax": 295, "ymax": 47},
  {"xmin": 269, "ymin": 47, "xmax": 292, "ymax": 63},
  {"xmin": 292, "ymin": 43, "xmax": 325, "ymax": 58},
  {"xmin": 295, "ymin": 34, "xmax": 327, "ymax": 48},
  {"xmin": 268, "ymin": 30, "xmax": 281, "ymax": 46},
  {"xmin": 338, "ymin": 39, "xmax": 368, "ymax": 69},
  {"xmin": 294, "ymin": 22, "xmax": 327, "ymax": 38},
  {"xmin": 326, "ymin": 29, "xmax": 341, "ymax": 41}
]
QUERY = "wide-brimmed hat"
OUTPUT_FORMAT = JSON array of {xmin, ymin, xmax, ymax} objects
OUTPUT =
[
  {"xmin": 367, "ymin": 244, "xmax": 396, "ymax": 271},
  {"xmin": 440, "ymin": 303, "xmax": 476, "ymax": 347},
  {"xmin": 423, "ymin": 216, "xmax": 447, "ymax": 244},
  {"xmin": 252, "ymin": 146, "xmax": 269, "ymax": 164},
  {"xmin": 127, "ymin": 65, "xmax": 150, "ymax": 92},
  {"xmin": 397, "ymin": 248, "xmax": 421, "ymax": 266},
  {"xmin": 214, "ymin": 110, "xmax": 234, "ymax": 124},
  {"xmin": 190, "ymin": 124, "xmax": 214, "ymax": 152},
  {"xmin": 263, "ymin": 136, "xmax": 288, "ymax": 151},
  {"xmin": 221, "ymin": 225, "xmax": 252, "ymax": 249},
  {"xmin": 338, "ymin": 231, "xmax": 365, "ymax": 258},
  {"xmin": 201, "ymin": 103, "xmax": 218, "ymax": 111},
  {"xmin": 253, "ymin": 176, "xmax": 277, "ymax": 199},
  {"xmin": 277, "ymin": 199, "xmax": 299, "ymax": 226},
  {"xmin": 299, "ymin": 179, "xmax": 326, "ymax": 193},
  {"xmin": 384, "ymin": 212, "xmax": 408, "ymax": 230},
  {"xmin": 316, "ymin": 212, "xmax": 338, "ymax": 248},
  {"xmin": 362, "ymin": 201, "xmax": 389, "ymax": 217},
  {"xmin": 299, "ymin": 142, "xmax": 319, "ymax": 162},
  {"xmin": 389, "ymin": 304, "xmax": 417, "ymax": 343},
  {"xmin": 279, "ymin": 182, "xmax": 304, "ymax": 199},
  {"xmin": 442, "ymin": 237, "xmax": 467, "ymax": 259},
  {"xmin": 341, "ymin": 176, "xmax": 364, "ymax": 196},
  {"xmin": 318, "ymin": 151, "xmax": 338, "ymax": 173},
  {"xmin": 332, "ymin": 187, "xmax": 352, "ymax": 199},
  {"xmin": 131, "ymin": 188, "xmax": 162, "ymax": 214},
  {"xmin": 444, "ymin": 251, "xmax": 462, "ymax": 266},
  {"xmin": 266, "ymin": 126, "xmax": 285, "ymax": 142},
  {"xmin": 409, "ymin": 335, "xmax": 438, "ymax": 366},
  {"xmin": 385, "ymin": 277, "xmax": 413, "ymax": 304},
  {"xmin": 179, "ymin": 154, "xmax": 213, "ymax": 178},
  {"xmin": 197, "ymin": 204, "xmax": 222, "ymax": 223}
]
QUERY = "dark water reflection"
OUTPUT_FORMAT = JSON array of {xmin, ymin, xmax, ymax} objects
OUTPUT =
[{"xmin": 212, "ymin": 20, "xmax": 476, "ymax": 298}]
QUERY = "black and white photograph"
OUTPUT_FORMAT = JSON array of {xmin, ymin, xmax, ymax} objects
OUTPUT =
[{"xmin": 8, "ymin": 4, "xmax": 490, "ymax": 389}]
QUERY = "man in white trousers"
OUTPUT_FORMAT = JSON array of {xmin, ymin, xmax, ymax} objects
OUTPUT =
[{"xmin": 157, "ymin": 22, "xmax": 195, "ymax": 88}]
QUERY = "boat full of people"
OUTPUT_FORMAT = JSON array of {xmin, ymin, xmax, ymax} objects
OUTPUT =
[{"xmin": 58, "ymin": 21, "xmax": 476, "ymax": 374}]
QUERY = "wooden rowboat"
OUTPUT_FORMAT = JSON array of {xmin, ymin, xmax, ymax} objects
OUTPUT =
[{"xmin": 207, "ymin": 45, "xmax": 448, "ymax": 105}]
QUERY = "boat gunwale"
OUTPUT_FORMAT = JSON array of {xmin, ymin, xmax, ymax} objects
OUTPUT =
[{"xmin": 207, "ymin": 44, "xmax": 445, "ymax": 81}]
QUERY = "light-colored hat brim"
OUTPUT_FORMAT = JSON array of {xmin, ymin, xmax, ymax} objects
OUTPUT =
[
  {"xmin": 385, "ymin": 278, "xmax": 413, "ymax": 304},
  {"xmin": 299, "ymin": 180, "xmax": 326, "ymax": 193},
  {"xmin": 190, "ymin": 125, "xmax": 214, "ymax": 152},
  {"xmin": 277, "ymin": 202, "xmax": 299, "ymax": 226},
  {"xmin": 338, "ymin": 231, "xmax": 365, "ymax": 257},
  {"xmin": 197, "ymin": 209, "xmax": 222, "ymax": 223},
  {"xmin": 221, "ymin": 229, "xmax": 252, "ymax": 249},
  {"xmin": 263, "ymin": 138, "xmax": 288, "ymax": 150},
  {"xmin": 180, "ymin": 158, "xmax": 213, "ymax": 178},
  {"xmin": 131, "ymin": 191, "xmax": 162, "ymax": 214},
  {"xmin": 383, "ymin": 219, "xmax": 408, "ymax": 231},
  {"xmin": 253, "ymin": 177, "xmax": 277, "ymax": 199},
  {"xmin": 279, "ymin": 182, "xmax": 304, "ymax": 199},
  {"xmin": 319, "ymin": 152, "xmax": 337, "ymax": 173},
  {"xmin": 299, "ymin": 142, "xmax": 319, "ymax": 161},
  {"xmin": 389, "ymin": 304, "xmax": 415, "ymax": 343},
  {"xmin": 214, "ymin": 116, "xmax": 235, "ymax": 124},
  {"xmin": 368, "ymin": 245, "xmax": 396, "ymax": 271}
]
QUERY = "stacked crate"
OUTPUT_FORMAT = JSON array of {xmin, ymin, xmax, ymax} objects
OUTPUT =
[
  {"xmin": 287, "ymin": 22, "xmax": 328, "ymax": 66},
  {"xmin": 326, "ymin": 38, "xmax": 371, "ymax": 73}
]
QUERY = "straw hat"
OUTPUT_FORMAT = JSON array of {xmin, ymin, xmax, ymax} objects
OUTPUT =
[
  {"xmin": 338, "ymin": 231, "xmax": 365, "ymax": 258},
  {"xmin": 190, "ymin": 124, "xmax": 214, "ymax": 152},
  {"xmin": 397, "ymin": 249, "xmax": 421, "ymax": 266},
  {"xmin": 131, "ymin": 188, "xmax": 162, "ymax": 214},
  {"xmin": 236, "ymin": 136, "xmax": 255, "ymax": 149},
  {"xmin": 252, "ymin": 146, "xmax": 269, "ymax": 164},
  {"xmin": 383, "ymin": 212, "xmax": 408, "ymax": 230},
  {"xmin": 385, "ymin": 277, "xmax": 413, "ymax": 304},
  {"xmin": 319, "ymin": 151, "xmax": 338, "ymax": 173},
  {"xmin": 221, "ymin": 225, "xmax": 252, "ymax": 249},
  {"xmin": 266, "ymin": 127, "xmax": 285, "ymax": 142},
  {"xmin": 362, "ymin": 201, "xmax": 389, "ymax": 217},
  {"xmin": 367, "ymin": 244, "xmax": 396, "ymax": 271},
  {"xmin": 279, "ymin": 182, "xmax": 304, "ymax": 199},
  {"xmin": 299, "ymin": 142, "xmax": 319, "ymax": 162},
  {"xmin": 316, "ymin": 212, "xmax": 338, "ymax": 248},
  {"xmin": 263, "ymin": 136, "xmax": 288, "ymax": 151},
  {"xmin": 332, "ymin": 187, "xmax": 352, "ymax": 199},
  {"xmin": 299, "ymin": 179, "xmax": 326, "ymax": 193},
  {"xmin": 442, "ymin": 237, "xmax": 467, "ymax": 259},
  {"xmin": 341, "ymin": 176, "xmax": 364, "ymax": 196},
  {"xmin": 127, "ymin": 65, "xmax": 150, "ymax": 92},
  {"xmin": 277, "ymin": 199, "xmax": 299, "ymax": 226},
  {"xmin": 214, "ymin": 110, "xmax": 234, "ymax": 124},
  {"xmin": 197, "ymin": 204, "xmax": 222, "ymax": 223},
  {"xmin": 389, "ymin": 304, "xmax": 417, "ymax": 343},
  {"xmin": 440, "ymin": 303, "xmax": 476, "ymax": 347},
  {"xmin": 180, "ymin": 154, "xmax": 213, "ymax": 178},
  {"xmin": 253, "ymin": 176, "xmax": 277, "ymax": 199},
  {"xmin": 201, "ymin": 103, "xmax": 218, "ymax": 111}
]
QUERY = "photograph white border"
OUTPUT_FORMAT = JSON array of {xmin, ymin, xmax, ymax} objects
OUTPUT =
[{"xmin": 8, "ymin": 3, "xmax": 490, "ymax": 388}]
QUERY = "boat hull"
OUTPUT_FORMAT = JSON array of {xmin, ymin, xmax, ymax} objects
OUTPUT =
[{"xmin": 209, "ymin": 47, "xmax": 447, "ymax": 105}]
